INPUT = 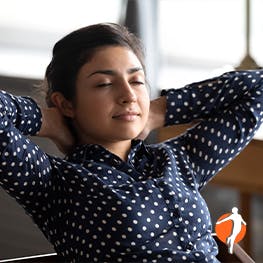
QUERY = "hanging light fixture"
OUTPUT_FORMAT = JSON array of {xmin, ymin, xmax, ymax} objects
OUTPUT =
[{"xmin": 235, "ymin": 0, "xmax": 261, "ymax": 70}]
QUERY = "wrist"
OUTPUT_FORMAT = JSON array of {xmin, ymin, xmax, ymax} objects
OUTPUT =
[
  {"xmin": 37, "ymin": 107, "xmax": 56, "ymax": 138},
  {"xmin": 37, "ymin": 107, "xmax": 75, "ymax": 154},
  {"xmin": 149, "ymin": 96, "xmax": 166, "ymax": 130}
]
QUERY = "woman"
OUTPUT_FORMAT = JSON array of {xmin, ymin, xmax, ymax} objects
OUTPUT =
[{"xmin": 0, "ymin": 23, "xmax": 262, "ymax": 262}]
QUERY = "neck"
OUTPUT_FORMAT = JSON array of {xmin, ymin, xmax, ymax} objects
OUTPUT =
[
  {"xmin": 78, "ymin": 136, "xmax": 132, "ymax": 161},
  {"xmin": 104, "ymin": 140, "xmax": 132, "ymax": 161}
]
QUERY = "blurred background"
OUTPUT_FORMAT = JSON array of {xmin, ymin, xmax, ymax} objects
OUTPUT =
[{"xmin": 0, "ymin": 0, "xmax": 262, "ymax": 261}]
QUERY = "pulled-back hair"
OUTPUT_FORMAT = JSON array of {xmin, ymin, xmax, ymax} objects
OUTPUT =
[{"xmin": 44, "ymin": 23, "xmax": 145, "ymax": 106}]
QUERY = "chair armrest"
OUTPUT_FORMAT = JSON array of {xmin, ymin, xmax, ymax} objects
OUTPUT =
[{"xmin": 0, "ymin": 253, "xmax": 61, "ymax": 263}]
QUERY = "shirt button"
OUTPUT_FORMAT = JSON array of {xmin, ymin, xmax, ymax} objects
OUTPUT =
[
  {"xmin": 173, "ymin": 210, "xmax": 180, "ymax": 217},
  {"xmin": 185, "ymin": 243, "xmax": 193, "ymax": 251},
  {"xmin": 114, "ymin": 159, "xmax": 121, "ymax": 165}
]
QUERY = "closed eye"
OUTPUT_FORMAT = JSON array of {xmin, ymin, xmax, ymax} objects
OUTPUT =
[
  {"xmin": 96, "ymin": 82, "xmax": 112, "ymax": 88},
  {"xmin": 131, "ymin": 81, "xmax": 144, "ymax": 85}
]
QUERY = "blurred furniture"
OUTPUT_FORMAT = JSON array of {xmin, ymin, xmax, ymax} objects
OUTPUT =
[
  {"xmin": 0, "ymin": 253, "xmax": 60, "ymax": 263},
  {"xmin": 157, "ymin": 125, "xmax": 263, "ymax": 256},
  {"xmin": 215, "ymin": 236, "xmax": 255, "ymax": 263},
  {"xmin": 0, "ymin": 238, "xmax": 255, "ymax": 263}
]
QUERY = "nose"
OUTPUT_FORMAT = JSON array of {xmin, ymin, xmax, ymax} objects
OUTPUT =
[{"xmin": 117, "ymin": 80, "xmax": 137, "ymax": 105}]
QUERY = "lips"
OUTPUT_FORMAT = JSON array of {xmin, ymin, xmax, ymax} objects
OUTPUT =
[{"xmin": 112, "ymin": 111, "xmax": 140, "ymax": 121}]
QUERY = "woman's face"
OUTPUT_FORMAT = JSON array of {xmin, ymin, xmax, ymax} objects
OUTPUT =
[{"xmin": 70, "ymin": 46, "xmax": 150, "ymax": 146}]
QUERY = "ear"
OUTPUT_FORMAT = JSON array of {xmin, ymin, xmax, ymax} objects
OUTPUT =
[{"xmin": 50, "ymin": 92, "xmax": 75, "ymax": 118}]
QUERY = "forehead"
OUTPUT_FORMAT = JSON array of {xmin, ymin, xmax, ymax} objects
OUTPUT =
[
  {"xmin": 86, "ymin": 46, "xmax": 143, "ymax": 69},
  {"xmin": 76, "ymin": 46, "xmax": 145, "ymax": 83}
]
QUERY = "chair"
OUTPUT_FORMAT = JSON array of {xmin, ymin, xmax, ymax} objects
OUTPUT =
[
  {"xmin": 0, "ymin": 253, "xmax": 61, "ymax": 263},
  {"xmin": 0, "ymin": 239, "xmax": 255, "ymax": 263},
  {"xmin": 214, "ymin": 236, "xmax": 255, "ymax": 263}
]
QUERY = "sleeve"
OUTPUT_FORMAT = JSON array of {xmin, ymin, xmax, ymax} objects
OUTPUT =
[
  {"xmin": 0, "ymin": 90, "xmax": 52, "ymax": 213},
  {"xmin": 161, "ymin": 70, "xmax": 263, "ymax": 189}
]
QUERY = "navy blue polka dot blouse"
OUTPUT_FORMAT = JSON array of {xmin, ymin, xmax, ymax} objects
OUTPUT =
[{"xmin": 1, "ymin": 70, "xmax": 263, "ymax": 262}]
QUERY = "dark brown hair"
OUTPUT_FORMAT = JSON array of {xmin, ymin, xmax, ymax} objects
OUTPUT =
[{"xmin": 44, "ymin": 23, "xmax": 145, "ymax": 106}]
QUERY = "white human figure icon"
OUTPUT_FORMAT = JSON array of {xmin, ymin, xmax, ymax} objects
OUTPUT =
[{"xmin": 216, "ymin": 207, "xmax": 247, "ymax": 254}]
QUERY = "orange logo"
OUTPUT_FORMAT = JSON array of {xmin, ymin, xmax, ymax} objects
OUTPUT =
[{"xmin": 215, "ymin": 207, "xmax": 246, "ymax": 254}]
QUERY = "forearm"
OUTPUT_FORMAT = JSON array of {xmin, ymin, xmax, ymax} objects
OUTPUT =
[
  {"xmin": 161, "ymin": 70, "xmax": 263, "ymax": 127},
  {"xmin": 0, "ymin": 90, "xmax": 42, "ymax": 135}
]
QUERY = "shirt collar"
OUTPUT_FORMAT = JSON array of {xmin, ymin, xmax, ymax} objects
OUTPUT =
[{"xmin": 65, "ymin": 139, "xmax": 149, "ymax": 164}]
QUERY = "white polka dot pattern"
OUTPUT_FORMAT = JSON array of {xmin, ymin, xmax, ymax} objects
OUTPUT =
[{"xmin": 0, "ymin": 70, "xmax": 263, "ymax": 262}]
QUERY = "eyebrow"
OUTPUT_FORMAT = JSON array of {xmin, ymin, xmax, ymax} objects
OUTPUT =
[{"xmin": 87, "ymin": 67, "xmax": 143, "ymax": 78}]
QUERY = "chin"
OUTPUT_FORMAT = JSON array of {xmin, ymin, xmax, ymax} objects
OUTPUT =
[{"xmin": 117, "ymin": 132, "xmax": 141, "ymax": 141}]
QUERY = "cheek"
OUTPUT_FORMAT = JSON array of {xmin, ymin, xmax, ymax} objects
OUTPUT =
[
  {"xmin": 141, "ymin": 92, "xmax": 150, "ymax": 114},
  {"xmin": 76, "ymin": 92, "xmax": 100, "ymax": 109},
  {"xmin": 75, "ymin": 95, "xmax": 110, "ymax": 121}
]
